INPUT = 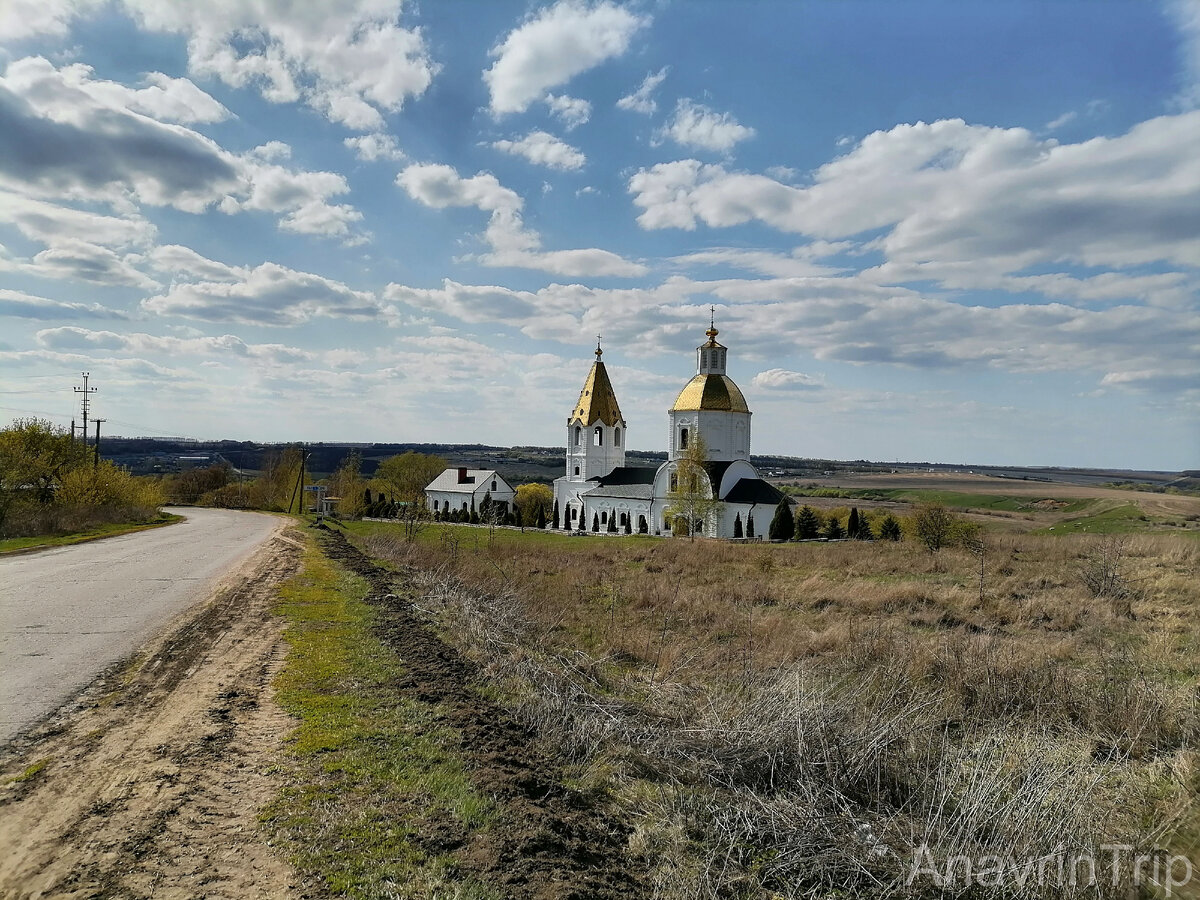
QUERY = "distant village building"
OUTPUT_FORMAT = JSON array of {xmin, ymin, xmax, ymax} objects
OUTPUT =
[
  {"xmin": 425, "ymin": 467, "xmax": 515, "ymax": 516},
  {"xmin": 552, "ymin": 324, "xmax": 785, "ymax": 538}
]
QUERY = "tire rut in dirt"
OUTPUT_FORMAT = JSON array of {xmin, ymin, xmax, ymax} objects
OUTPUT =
[{"xmin": 317, "ymin": 528, "xmax": 645, "ymax": 900}]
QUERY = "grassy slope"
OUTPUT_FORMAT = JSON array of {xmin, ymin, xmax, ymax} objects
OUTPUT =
[
  {"xmin": 262, "ymin": 537, "xmax": 499, "ymax": 900},
  {"xmin": 0, "ymin": 512, "xmax": 183, "ymax": 554}
]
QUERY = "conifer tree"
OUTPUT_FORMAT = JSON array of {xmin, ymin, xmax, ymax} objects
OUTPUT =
[
  {"xmin": 848, "ymin": 507, "xmax": 860, "ymax": 538},
  {"xmin": 552, "ymin": 499, "xmax": 560, "ymax": 530},
  {"xmin": 794, "ymin": 505, "xmax": 820, "ymax": 539},
  {"xmin": 624, "ymin": 517, "xmax": 632, "ymax": 534},
  {"xmin": 879, "ymin": 514, "xmax": 902, "ymax": 541},
  {"xmin": 537, "ymin": 505, "xmax": 547, "ymax": 529},
  {"xmin": 856, "ymin": 515, "xmax": 874, "ymax": 541},
  {"xmin": 607, "ymin": 512, "xmax": 617, "ymax": 533},
  {"xmin": 768, "ymin": 497, "xmax": 794, "ymax": 541},
  {"xmin": 592, "ymin": 512, "xmax": 599, "ymax": 532},
  {"xmin": 824, "ymin": 516, "xmax": 844, "ymax": 540},
  {"xmin": 733, "ymin": 512, "xmax": 743, "ymax": 538},
  {"xmin": 746, "ymin": 515, "xmax": 755, "ymax": 538}
]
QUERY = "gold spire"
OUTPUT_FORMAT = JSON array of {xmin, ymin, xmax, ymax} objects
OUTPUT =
[
  {"xmin": 704, "ymin": 306, "xmax": 721, "ymax": 347},
  {"xmin": 570, "ymin": 345, "xmax": 624, "ymax": 426}
]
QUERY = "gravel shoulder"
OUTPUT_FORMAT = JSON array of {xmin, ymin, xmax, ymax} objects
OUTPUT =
[{"xmin": 0, "ymin": 530, "xmax": 310, "ymax": 899}]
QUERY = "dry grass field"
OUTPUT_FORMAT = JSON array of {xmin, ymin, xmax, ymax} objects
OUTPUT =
[{"xmin": 343, "ymin": 475, "xmax": 1200, "ymax": 898}]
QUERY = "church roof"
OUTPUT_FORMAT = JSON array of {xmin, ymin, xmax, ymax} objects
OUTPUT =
[
  {"xmin": 570, "ymin": 346, "xmax": 624, "ymax": 426},
  {"xmin": 672, "ymin": 374, "xmax": 750, "ymax": 413},
  {"xmin": 585, "ymin": 483, "xmax": 654, "ymax": 500},
  {"xmin": 589, "ymin": 466, "xmax": 657, "ymax": 486},
  {"xmin": 723, "ymin": 477, "xmax": 786, "ymax": 505}
]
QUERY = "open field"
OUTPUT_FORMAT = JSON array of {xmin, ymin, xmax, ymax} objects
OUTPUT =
[
  {"xmin": 345, "ymin": 511, "xmax": 1200, "ymax": 899},
  {"xmin": 775, "ymin": 471, "xmax": 1200, "ymax": 536}
]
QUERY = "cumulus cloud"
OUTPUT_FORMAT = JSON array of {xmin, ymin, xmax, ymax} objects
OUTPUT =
[
  {"xmin": 544, "ymin": 93, "xmax": 592, "ymax": 129},
  {"xmin": 0, "ymin": 0, "xmax": 102, "ymax": 40},
  {"xmin": 58, "ymin": 65, "xmax": 231, "ymax": 123},
  {"xmin": 492, "ymin": 130, "xmax": 586, "ymax": 170},
  {"xmin": 0, "ymin": 58, "xmax": 363, "ymax": 238},
  {"xmin": 484, "ymin": 0, "xmax": 647, "ymax": 115},
  {"xmin": 142, "ymin": 261, "xmax": 383, "ymax": 325},
  {"xmin": 397, "ymin": 162, "xmax": 644, "ymax": 276},
  {"xmin": 629, "ymin": 114, "xmax": 1200, "ymax": 274},
  {"xmin": 0, "ymin": 288, "xmax": 129, "ymax": 320},
  {"xmin": 617, "ymin": 67, "xmax": 667, "ymax": 115},
  {"xmin": 752, "ymin": 369, "xmax": 825, "ymax": 390},
  {"xmin": 656, "ymin": 99, "xmax": 755, "ymax": 153},
  {"xmin": 117, "ymin": 0, "xmax": 438, "ymax": 130},
  {"xmin": 344, "ymin": 132, "xmax": 406, "ymax": 162},
  {"xmin": 19, "ymin": 240, "xmax": 159, "ymax": 289}
]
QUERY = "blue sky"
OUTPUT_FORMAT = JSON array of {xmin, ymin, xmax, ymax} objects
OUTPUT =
[{"xmin": 1, "ymin": 0, "xmax": 1197, "ymax": 470}]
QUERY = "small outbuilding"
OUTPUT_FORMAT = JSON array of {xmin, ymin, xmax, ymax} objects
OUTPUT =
[{"xmin": 425, "ymin": 467, "xmax": 515, "ymax": 517}]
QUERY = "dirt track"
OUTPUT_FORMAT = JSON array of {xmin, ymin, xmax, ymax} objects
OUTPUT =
[{"xmin": 0, "ymin": 532, "xmax": 309, "ymax": 899}]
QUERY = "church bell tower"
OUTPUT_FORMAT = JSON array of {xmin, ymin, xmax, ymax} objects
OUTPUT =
[{"xmin": 565, "ymin": 339, "xmax": 627, "ymax": 482}]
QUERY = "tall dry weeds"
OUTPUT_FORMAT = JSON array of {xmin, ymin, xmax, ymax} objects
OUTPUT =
[{"xmin": 357, "ymin": 530, "xmax": 1198, "ymax": 899}]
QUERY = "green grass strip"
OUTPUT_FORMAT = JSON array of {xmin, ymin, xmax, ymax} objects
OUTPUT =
[
  {"xmin": 262, "ymin": 538, "xmax": 501, "ymax": 900},
  {"xmin": 0, "ymin": 513, "xmax": 183, "ymax": 555}
]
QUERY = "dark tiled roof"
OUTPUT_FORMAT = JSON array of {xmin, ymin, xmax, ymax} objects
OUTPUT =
[
  {"xmin": 722, "ymin": 477, "xmax": 786, "ymax": 505},
  {"xmin": 590, "ymin": 466, "xmax": 657, "ymax": 486}
]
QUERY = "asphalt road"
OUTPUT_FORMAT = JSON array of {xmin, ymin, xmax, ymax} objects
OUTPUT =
[{"xmin": 0, "ymin": 508, "xmax": 282, "ymax": 745}]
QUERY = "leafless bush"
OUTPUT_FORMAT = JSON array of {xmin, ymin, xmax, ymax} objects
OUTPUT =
[{"xmin": 1080, "ymin": 537, "xmax": 1139, "ymax": 617}]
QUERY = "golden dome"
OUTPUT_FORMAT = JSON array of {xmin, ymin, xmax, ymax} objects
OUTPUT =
[{"xmin": 671, "ymin": 374, "xmax": 749, "ymax": 413}]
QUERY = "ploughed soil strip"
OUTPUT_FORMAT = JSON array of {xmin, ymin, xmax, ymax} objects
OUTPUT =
[
  {"xmin": 317, "ymin": 528, "xmax": 646, "ymax": 900},
  {"xmin": 0, "ymin": 531, "xmax": 312, "ymax": 900}
]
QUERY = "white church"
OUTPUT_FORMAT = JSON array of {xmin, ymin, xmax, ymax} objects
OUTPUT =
[{"xmin": 552, "ymin": 322, "xmax": 785, "ymax": 538}]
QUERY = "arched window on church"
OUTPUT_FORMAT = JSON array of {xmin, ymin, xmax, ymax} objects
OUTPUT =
[
  {"xmin": 594, "ymin": 426, "xmax": 603, "ymax": 446},
  {"xmin": 680, "ymin": 428, "xmax": 689, "ymax": 450},
  {"xmin": 574, "ymin": 426, "xmax": 582, "ymax": 446},
  {"xmin": 571, "ymin": 506, "xmax": 578, "ymax": 520},
  {"xmin": 491, "ymin": 480, "xmax": 497, "ymax": 492},
  {"xmin": 614, "ymin": 427, "xmax": 621, "ymax": 447},
  {"xmin": 574, "ymin": 465, "xmax": 580, "ymax": 476}
]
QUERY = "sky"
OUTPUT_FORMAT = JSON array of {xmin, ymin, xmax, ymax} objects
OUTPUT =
[{"xmin": 0, "ymin": 0, "xmax": 1198, "ymax": 471}]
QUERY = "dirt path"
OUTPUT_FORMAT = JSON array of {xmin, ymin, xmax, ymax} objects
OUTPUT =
[
  {"xmin": 318, "ymin": 529, "xmax": 645, "ymax": 900},
  {"xmin": 0, "ymin": 531, "xmax": 310, "ymax": 900}
]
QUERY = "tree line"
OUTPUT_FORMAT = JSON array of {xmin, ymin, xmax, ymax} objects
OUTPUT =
[
  {"xmin": 0, "ymin": 418, "xmax": 165, "ymax": 539},
  {"xmin": 768, "ymin": 496, "xmax": 978, "ymax": 553}
]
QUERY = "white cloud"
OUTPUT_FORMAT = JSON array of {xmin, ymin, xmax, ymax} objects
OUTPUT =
[
  {"xmin": 344, "ymin": 132, "xmax": 406, "ymax": 162},
  {"xmin": 18, "ymin": 239, "xmax": 159, "ymax": 288},
  {"xmin": 629, "ymin": 113, "xmax": 1200, "ymax": 274},
  {"xmin": 544, "ymin": 93, "xmax": 591, "ymax": 129},
  {"xmin": 492, "ymin": 130, "xmax": 586, "ymax": 170},
  {"xmin": 617, "ymin": 67, "xmax": 667, "ymax": 115},
  {"xmin": 484, "ymin": 0, "xmax": 648, "ymax": 115},
  {"xmin": 62, "ymin": 67, "xmax": 231, "ymax": 124},
  {"xmin": 0, "ymin": 0, "xmax": 102, "ymax": 40},
  {"xmin": 397, "ymin": 162, "xmax": 644, "ymax": 276},
  {"xmin": 148, "ymin": 244, "xmax": 243, "ymax": 281},
  {"xmin": 0, "ymin": 288, "xmax": 129, "ymax": 320},
  {"xmin": 35, "ymin": 326, "xmax": 315, "ymax": 364},
  {"xmin": 119, "ymin": 0, "xmax": 439, "ymax": 130},
  {"xmin": 0, "ymin": 58, "xmax": 363, "ymax": 238},
  {"xmin": 752, "ymin": 369, "xmax": 825, "ymax": 390},
  {"xmin": 657, "ymin": 99, "xmax": 755, "ymax": 153},
  {"xmin": 142, "ymin": 261, "xmax": 383, "ymax": 325}
]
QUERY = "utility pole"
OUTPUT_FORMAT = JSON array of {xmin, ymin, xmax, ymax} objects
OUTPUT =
[
  {"xmin": 93, "ymin": 418, "xmax": 106, "ymax": 469},
  {"xmin": 73, "ymin": 373, "xmax": 96, "ymax": 445},
  {"xmin": 71, "ymin": 418, "xmax": 76, "ymax": 442}
]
